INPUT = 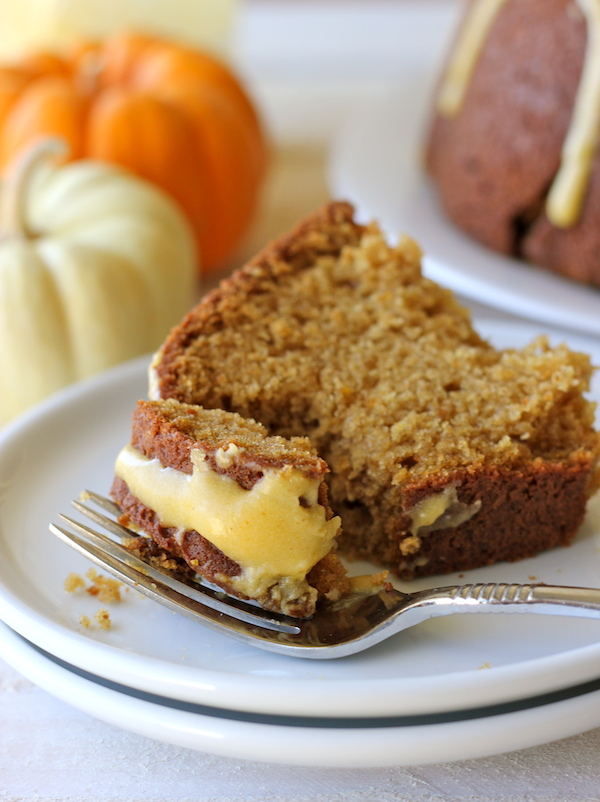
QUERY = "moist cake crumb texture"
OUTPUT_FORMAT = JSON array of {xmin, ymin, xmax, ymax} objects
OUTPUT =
[{"xmin": 149, "ymin": 201, "xmax": 600, "ymax": 580}]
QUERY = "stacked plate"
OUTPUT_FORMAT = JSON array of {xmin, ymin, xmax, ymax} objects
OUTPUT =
[{"xmin": 1, "ymin": 320, "xmax": 600, "ymax": 767}]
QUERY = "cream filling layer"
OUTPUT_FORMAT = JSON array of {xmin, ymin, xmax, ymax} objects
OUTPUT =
[
  {"xmin": 400, "ymin": 486, "xmax": 482, "ymax": 560},
  {"xmin": 114, "ymin": 444, "xmax": 341, "ymax": 602},
  {"xmin": 407, "ymin": 486, "xmax": 481, "ymax": 534}
]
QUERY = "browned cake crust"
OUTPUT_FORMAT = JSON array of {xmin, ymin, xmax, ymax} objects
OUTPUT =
[
  {"xmin": 426, "ymin": 0, "xmax": 600, "ymax": 286},
  {"xmin": 149, "ymin": 201, "xmax": 600, "ymax": 581},
  {"xmin": 111, "ymin": 400, "xmax": 349, "ymax": 617}
]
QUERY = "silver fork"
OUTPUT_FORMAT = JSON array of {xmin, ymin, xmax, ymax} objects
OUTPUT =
[{"xmin": 49, "ymin": 491, "xmax": 600, "ymax": 660}]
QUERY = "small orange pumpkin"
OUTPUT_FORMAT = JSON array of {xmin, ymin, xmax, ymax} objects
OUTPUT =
[{"xmin": 0, "ymin": 33, "xmax": 268, "ymax": 273}]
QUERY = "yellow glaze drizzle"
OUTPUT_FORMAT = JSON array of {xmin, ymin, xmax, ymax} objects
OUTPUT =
[
  {"xmin": 436, "ymin": 0, "xmax": 509, "ymax": 116},
  {"xmin": 546, "ymin": 0, "xmax": 600, "ymax": 227}
]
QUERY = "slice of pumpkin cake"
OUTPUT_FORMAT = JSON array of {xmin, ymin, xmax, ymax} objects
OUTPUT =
[
  {"xmin": 148, "ymin": 201, "xmax": 600, "ymax": 580},
  {"xmin": 111, "ymin": 399, "xmax": 349, "ymax": 617}
]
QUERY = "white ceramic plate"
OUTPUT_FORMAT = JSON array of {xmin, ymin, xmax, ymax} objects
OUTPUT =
[
  {"xmin": 4, "ymin": 620, "xmax": 600, "ymax": 768},
  {"xmin": 328, "ymin": 76, "xmax": 600, "ymax": 338},
  {"xmin": 1, "ymin": 321, "xmax": 600, "ymax": 728}
]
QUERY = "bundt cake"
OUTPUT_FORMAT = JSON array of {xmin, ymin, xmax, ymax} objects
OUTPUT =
[
  {"xmin": 147, "ymin": 201, "xmax": 600, "ymax": 581},
  {"xmin": 426, "ymin": 0, "xmax": 600, "ymax": 286},
  {"xmin": 111, "ymin": 399, "xmax": 350, "ymax": 617}
]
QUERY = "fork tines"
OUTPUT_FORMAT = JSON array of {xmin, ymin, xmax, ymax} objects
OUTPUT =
[{"xmin": 50, "ymin": 491, "xmax": 301, "ymax": 635}]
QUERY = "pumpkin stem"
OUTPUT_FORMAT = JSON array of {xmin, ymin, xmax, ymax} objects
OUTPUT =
[{"xmin": 0, "ymin": 138, "xmax": 68, "ymax": 240}]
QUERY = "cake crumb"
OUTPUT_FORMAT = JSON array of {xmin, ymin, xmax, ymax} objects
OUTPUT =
[
  {"xmin": 85, "ymin": 568, "xmax": 122, "ymax": 602},
  {"xmin": 399, "ymin": 535, "xmax": 421, "ymax": 556},
  {"xmin": 478, "ymin": 661, "xmax": 491, "ymax": 670},
  {"xmin": 64, "ymin": 569, "xmax": 122, "ymax": 602},
  {"xmin": 64, "ymin": 573, "xmax": 85, "ymax": 593},
  {"xmin": 94, "ymin": 609, "xmax": 112, "ymax": 630},
  {"xmin": 68, "ymin": 570, "xmax": 121, "ymax": 630}
]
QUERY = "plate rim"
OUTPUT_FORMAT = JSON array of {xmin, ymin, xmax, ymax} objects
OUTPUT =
[{"xmin": 4, "ymin": 619, "xmax": 600, "ymax": 768}]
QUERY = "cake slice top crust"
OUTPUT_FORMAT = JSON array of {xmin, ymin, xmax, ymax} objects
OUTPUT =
[{"xmin": 129, "ymin": 398, "xmax": 328, "ymax": 485}]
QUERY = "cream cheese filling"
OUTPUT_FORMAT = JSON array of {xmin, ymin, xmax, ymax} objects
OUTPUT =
[
  {"xmin": 407, "ymin": 485, "xmax": 481, "ymax": 534},
  {"xmin": 114, "ymin": 444, "xmax": 341, "ymax": 602},
  {"xmin": 400, "ymin": 486, "xmax": 482, "ymax": 559}
]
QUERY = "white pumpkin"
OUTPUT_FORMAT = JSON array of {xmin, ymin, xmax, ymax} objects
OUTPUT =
[{"xmin": 0, "ymin": 138, "xmax": 197, "ymax": 425}]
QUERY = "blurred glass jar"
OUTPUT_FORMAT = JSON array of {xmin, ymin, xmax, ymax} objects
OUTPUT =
[{"xmin": 0, "ymin": 0, "xmax": 238, "ymax": 59}]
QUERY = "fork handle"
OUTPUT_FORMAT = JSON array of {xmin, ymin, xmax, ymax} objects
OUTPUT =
[{"xmin": 409, "ymin": 582, "xmax": 600, "ymax": 620}]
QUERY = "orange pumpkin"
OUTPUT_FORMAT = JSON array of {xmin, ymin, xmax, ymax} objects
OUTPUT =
[{"xmin": 0, "ymin": 33, "xmax": 268, "ymax": 273}]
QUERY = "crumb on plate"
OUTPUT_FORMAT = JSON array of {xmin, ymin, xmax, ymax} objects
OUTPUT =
[
  {"xmin": 94, "ymin": 608, "xmax": 112, "ymax": 630},
  {"xmin": 64, "ymin": 573, "xmax": 86, "ymax": 593}
]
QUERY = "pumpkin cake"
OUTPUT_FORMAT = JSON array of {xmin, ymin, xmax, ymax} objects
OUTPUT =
[
  {"xmin": 111, "ymin": 399, "xmax": 350, "ymax": 617},
  {"xmin": 426, "ymin": 0, "xmax": 600, "ymax": 286},
  {"xmin": 147, "ymin": 201, "xmax": 600, "ymax": 582}
]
